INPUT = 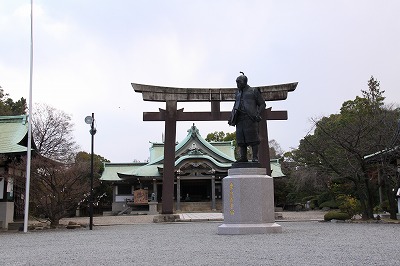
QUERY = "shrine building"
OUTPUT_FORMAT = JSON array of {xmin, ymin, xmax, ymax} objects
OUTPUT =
[
  {"xmin": 100, "ymin": 124, "xmax": 284, "ymax": 213},
  {"xmin": 0, "ymin": 115, "xmax": 34, "ymax": 229}
]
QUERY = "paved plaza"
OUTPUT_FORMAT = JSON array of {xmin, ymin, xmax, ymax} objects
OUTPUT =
[{"xmin": 1, "ymin": 213, "xmax": 399, "ymax": 265}]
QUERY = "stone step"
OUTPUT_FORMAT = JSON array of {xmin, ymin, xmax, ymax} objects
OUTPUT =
[{"xmin": 8, "ymin": 222, "xmax": 24, "ymax": 231}]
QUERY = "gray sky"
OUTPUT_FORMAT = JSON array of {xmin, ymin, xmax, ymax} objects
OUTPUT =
[{"xmin": 1, "ymin": 1, "xmax": 399, "ymax": 162}]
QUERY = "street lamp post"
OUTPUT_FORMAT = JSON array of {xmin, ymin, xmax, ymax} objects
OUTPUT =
[{"xmin": 85, "ymin": 113, "xmax": 96, "ymax": 230}]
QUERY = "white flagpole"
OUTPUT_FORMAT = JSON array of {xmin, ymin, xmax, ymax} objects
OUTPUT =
[{"xmin": 24, "ymin": 0, "xmax": 34, "ymax": 233}]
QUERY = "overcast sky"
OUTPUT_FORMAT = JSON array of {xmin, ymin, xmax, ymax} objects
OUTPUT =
[{"xmin": 1, "ymin": 1, "xmax": 399, "ymax": 163}]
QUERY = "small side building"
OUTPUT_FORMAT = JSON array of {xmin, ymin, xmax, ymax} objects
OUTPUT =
[
  {"xmin": 0, "ymin": 115, "xmax": 34, "ymax": 229},
  {"xmin": 100, "ymin": 124, "xmax": 284, "ymax": 213},
  {"xmin": 364, "ymin": 146, "xmax": 400, "ymax": 213}
]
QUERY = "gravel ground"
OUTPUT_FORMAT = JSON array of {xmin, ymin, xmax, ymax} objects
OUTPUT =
[
  {"xmin": 2, "ymin": 220, "xmax": 399, "ymax": 265},
  {"xmin": 59, "ymin": 214, "xmax": 155, "ymax": 226},
  {"xmin": 56, "ymin": 210, "xmax": 327, "ymax": 226}
]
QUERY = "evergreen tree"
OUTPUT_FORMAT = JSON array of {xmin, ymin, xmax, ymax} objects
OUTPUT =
[
  {"xmin": 291, "ymin": 77, "xmax": 399, "ymax": 219},
  {"xmin": 0, "ymin": 88, "xmax": 27, "ymax": 115}
]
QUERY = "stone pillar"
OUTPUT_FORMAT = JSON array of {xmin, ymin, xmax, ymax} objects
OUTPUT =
[
  {"xmin": 176, "ymin": 177, "xmax": 181, "ymax": 211},
  {"xmin": 398, "ymin": 198, "xmax": 400, "ymax": 215},
  {"xmin": 211, "ymin": 176, "xmax": 216, "ymax": 211},
  {"xmin": 153, "ymin": 179, "xmax": 157, "ymax": 200},
  {"xmin": 218, "ymin": 167, "xmax": 282, "ymax": 234},
  {"xmin": 113, "ymin": 185, "xmax": 117, "ymax": 202},
  {"xmin": 397, "ymin": 188, "xmax": 400, "ymax": 214}
]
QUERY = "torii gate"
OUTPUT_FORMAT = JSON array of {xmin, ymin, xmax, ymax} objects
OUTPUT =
[{"xmin": 132, "ymin": 82, "xmax": 297, "ymax": 214}]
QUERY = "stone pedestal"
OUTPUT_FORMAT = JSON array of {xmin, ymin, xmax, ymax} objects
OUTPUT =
[
  {"xmin": 148, "ymin": 202, "xmax": 159, "ymax": 215},
  {"xmin": 218, "ymin": 167, "xmax": 282, "ymax": 234},
  {"xmin": 0, "ymin": 202, "xmax": 14, "ymax": 229}
]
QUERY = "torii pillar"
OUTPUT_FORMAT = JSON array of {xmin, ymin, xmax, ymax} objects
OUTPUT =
[{"xmin": 133, "ymin": 82, "xmax": 297, "ymax": 214}]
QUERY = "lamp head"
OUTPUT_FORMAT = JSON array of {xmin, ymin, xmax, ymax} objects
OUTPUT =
[{"xmin": 85, "ymin": 116, "xmax": 93, "ymax": 124}]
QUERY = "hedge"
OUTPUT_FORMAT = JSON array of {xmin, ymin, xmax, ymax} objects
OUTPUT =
[{"xmin": 324, "ymin": 211, "xmax": 351, "ymax": 221}]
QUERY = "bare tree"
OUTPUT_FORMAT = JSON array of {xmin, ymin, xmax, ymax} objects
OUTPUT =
[
  {"xmin": 15, "ymin": 103, "xmax": 90, "ymax": 226},
  {"xmin": 32, "ymin": 103, "xmax": 78, "ymax": 162},
  {"xmin": 269, "ymin": 139, "xmax": 283, "ymax": 159},
  {"xmin": 16, "ymin": 156, "xmax": 91, "ymax": 227}
]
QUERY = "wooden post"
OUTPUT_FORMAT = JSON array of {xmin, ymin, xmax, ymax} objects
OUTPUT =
[
  {"xmin": 162, "ymin": 100, "xmax": 177, "ymax": 214},
  {"xmin": 259, "ymin": 108, "xmax": 271, "ymax": 175}
]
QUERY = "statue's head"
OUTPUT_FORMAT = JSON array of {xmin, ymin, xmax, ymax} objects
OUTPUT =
[{"xmin": 236, "ymin": 72, "xmax": 248, "ymax": 89}]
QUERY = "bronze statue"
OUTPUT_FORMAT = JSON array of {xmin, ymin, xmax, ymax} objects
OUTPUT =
[{"xmin": 229, "ymin": 72, "xmax": 266, "ymax": 162}]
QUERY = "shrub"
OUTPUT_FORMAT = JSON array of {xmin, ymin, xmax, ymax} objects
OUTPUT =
[
  {"xmin": 380, "ymin": 200, "xmax": 389, "ymax": 212},
  {"xmin": 286, "ymin": 192, "xmax": 298, "ymax": 204},
  {"xmin": 337, "ymin": 194, "xmax": 361, "ymax": 218},
  {"xmin": 317, "ymin": 192, "xmax": 334, "ymax": 206},
  {"xmin": 324, "ymin": 211, "xmax": 351, "ymax": 221},
  {"xmin": 319, "ymin": 200, "xmax": 338, "ymax": 209}
]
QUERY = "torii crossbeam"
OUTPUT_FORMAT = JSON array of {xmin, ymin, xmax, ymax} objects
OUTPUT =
[{"xmin": 133, "ymin": 82, "xmax": 297, "ymax": 214}]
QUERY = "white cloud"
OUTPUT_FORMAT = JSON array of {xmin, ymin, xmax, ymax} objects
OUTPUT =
[
  {"xmin": 128, "ymin": 33, "xmax": 208, "ymax": 86},
  {"xmin": 2, "ymin": 0, "xmax": 400, "ymax": 162}
]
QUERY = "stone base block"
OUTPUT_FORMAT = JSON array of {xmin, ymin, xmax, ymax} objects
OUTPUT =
[
  {"xmin": 7, "ymin": 222, "xmax": 24, "ymax": 231},
  {"xmin": 218, "ymin": 167, "xmax": 282, "ymax": 234},
  {"xmin": 218, "ymin": 222, "xmax": 282, "ymax": 235}
]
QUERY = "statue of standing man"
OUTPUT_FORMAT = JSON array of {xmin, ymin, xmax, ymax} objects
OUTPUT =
[{"xmin": 228, "ymin": 72, "xmax": 266, "ymax": 162}]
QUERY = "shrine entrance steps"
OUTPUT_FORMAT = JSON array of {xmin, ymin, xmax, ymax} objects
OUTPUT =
[{"xmin": 155, "ymin": 200, "xmax": 222, "ymax": 213}]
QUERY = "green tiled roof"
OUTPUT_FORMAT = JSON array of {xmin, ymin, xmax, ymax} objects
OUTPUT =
[
  {"xmin": 175, "ymin": 154, "xmax": 233, "ymax": 169},
  {"xmin": 118, "ymin": 154, "xmax": 235, "ymax": 178},
  {"xmin": 108, "ymin": 160, "xmax": 284, "ymax": 180},
  {"xmin": 116, "ymin": 159, "xmax": 284, "ymax": 178},
  {"xmin": 209, "ymin": 141, "xmax": 236, "ymax": 159},
  {"xmin": 147, "ymin": 125, "xmax": 235, "ymax": 165},
  {"xmin": 0, "ymin": 115, "xmax": 30, "ymax": 154},
  {"xmin": 148, "ymin": 143, "xmax": 164, "ymax": 162},
  {"xmin": 101, "ymin": 124, "xmax": 286, "ymax": 181},
  {"xmin": 270, "ymin": 159, "xmax": 285, "ymax": 178},
  {"xmin": 175, "ymin": 125, "xmax": 236, "ymax": 161},
  {"xmin": 100, "ymin": 162, "xmax": 147, "ymax": 181},
  {"xmin": 121, "ymin": 164, "xmax": 162, "ymax": 178}
]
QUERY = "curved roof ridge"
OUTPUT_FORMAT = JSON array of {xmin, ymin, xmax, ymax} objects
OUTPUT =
[
  {"xmin": 175, "ymin": 154, "xmax": 234, "ymax": 168},
  {"xmin": 188, "ymin": 124, "xmax": 235, "ymax": 161},
  {"xmin": 146, "ymin": 125, "xmax": 198, "ymax": 164},
  {"xmin": 147, "ymin": 124, "xmax": 235, "ymax": 164}
]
